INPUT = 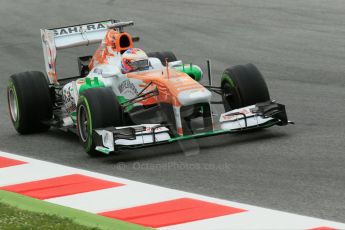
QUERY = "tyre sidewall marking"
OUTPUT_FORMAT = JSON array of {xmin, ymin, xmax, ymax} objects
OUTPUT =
[
  {"xmin": 221, "ymin": 73, "xmax": 235, "ymax": 88},
  {"xmin": 221, "ymin": 72, "xmax": 243, "ymax": 108}
]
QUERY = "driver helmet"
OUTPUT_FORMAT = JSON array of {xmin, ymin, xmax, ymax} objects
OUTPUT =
[{"xmin": 121, "ymin": 48, "xmax": 149, "ymax": 73}]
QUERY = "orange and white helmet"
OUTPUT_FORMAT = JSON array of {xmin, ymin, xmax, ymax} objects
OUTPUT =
[{"xmin": 121, "ymin": 48, "xmax": 149, "ymax": 73}]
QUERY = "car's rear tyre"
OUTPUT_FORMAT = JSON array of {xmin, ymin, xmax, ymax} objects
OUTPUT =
[
  {"xmin": 7, "ymin": 71, "xmax": 52, "ymax": 134},
  {"xmin": 147, "ymin": 51, "xmax": 177, "ymax": 66},
  {"xmin": 221, "ymin": 63, "xmax": 270, "ymax": 111},
  {"xmin": 77, "ymin": 87, "xmax": 124, "ymax": 157}
]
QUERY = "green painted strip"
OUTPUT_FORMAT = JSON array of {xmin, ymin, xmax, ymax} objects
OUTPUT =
[
  {"xmin": 117, "ymin": 95, "xmax": 127, "ymax": 104},
  {"xmin": 175, "ymin": 64, "xmax": 203, "ymax": 81},
  {"xmin": 79, "ymin": 77, "xmax": 105, "ymax": 95},
  {"xmin": 117, "ymin": 95, "xmax": 134, "ymax": 112},
  {"xmin": 0, "ymin": 190, "xmax": 151, "ymax": 230},
  {"xmin": 71, "ymin": 111, "xmax": 77, "ymax": 123},
  {"xmin": 95, "ymin": 146, "xmax": 112, "ymax": 154},
  {"xmin": 169, "ymin": 120, "xmax": 278, "ymax": 142},
  {"xmin": 169, "ymin": 129, "xmax": 227, "ymax": 142}
]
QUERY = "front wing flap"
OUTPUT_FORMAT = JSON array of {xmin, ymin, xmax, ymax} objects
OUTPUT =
[
  {"xmin": 219, "ymin": 101, "xmax": 289, "ymax": 131},
  {"xmin": 94, "ymin": 124, "xmax": 171, "ymax": 154}
]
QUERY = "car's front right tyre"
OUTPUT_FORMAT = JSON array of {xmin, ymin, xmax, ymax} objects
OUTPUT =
[{"xmin": 221, "ymin": 63, "xmax": 271, "ymax": 112}]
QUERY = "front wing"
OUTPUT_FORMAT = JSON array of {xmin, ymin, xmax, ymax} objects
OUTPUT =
[{"xmin": 93, "ymin": 101, "xmax": 292, "ymax": 154}]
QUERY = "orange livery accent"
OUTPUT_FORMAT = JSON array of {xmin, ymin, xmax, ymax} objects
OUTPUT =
[
  {"xmin": 127, "ymin": 69, "xmax": 204, "ymax": 106},
  {"xmin": 89, "ymin": 30, "xmax": 134, "ymax": 69}
]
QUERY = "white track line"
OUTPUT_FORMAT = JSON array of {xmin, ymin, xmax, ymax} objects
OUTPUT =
[
  {"xmin": 0, "ymin": 161, "xmax": 75, "ymax": 186},
  {"xmin": 1, "ymin": 151, "xmax": 344, "ymax": 230},
  {"xmin": 47, "ymin": 184, "xmax": 183, "ymax": 213}
]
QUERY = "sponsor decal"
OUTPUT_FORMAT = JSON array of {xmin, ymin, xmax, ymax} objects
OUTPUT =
[
  {"xmin": 76, "ymin": 79, "xmax": 85, "ymax": 85},
  {"xmin": 118, "ymin": 80, "xmax": 138, "ymax": 95},
  {"xmin": 222, "ymin": 108, "xmax": 253, "ymax": 121},
  {"xmin": 63, "ymin": 85, "xmax": 77, "ymax": 114},
  {"xmin": 54, "ymin": 21, "xmax": 111, "ymax": 37},
  {"xmin": 145, "ymin": 126, "xmax": 166, "ymax": 132}
]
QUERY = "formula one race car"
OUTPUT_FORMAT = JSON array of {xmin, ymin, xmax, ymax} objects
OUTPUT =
[{"xmin": 7, "ymin": 19, "xmax": 292, "ymax": 156}]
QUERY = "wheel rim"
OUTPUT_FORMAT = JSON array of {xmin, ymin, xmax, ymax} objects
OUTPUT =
[
  {"xmin": 8, "ymin": 87, "xmax": 19, "ymax": 122},
  {"xmin": 222, "ymin": 81, "xmax": 242, "ymax": 110},
  {"xmin": 222, "ymin": 83, "xmax": 234, "ymax": 111},
  {"xmin": 78, "ymin": 105, "xmax": 89, "ymax": 142}
]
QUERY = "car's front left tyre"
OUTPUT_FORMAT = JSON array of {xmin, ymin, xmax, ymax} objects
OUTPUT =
[{"xmin": 77, "ymin": 87, "xmax": 124, "ymax": 157}]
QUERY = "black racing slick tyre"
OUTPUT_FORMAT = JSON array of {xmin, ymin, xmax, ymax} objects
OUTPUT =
[
  {"xmin": 7, "ymin": 71, "xmax": 52, "ymax": 134},
  {"xmin": 77, "ymin": 87, "xmax": 124, "ymax": 157},
  {"xmin": 221, "ymin": 64, "xmax": 270, "ymax": 111},
  {"xmin": 147, "ymin": 51, "xmax": 177, "ymax": 66}
]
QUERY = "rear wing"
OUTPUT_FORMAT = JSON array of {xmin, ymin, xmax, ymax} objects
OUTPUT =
[{"xmin": 40, "ymin": 19, "xmax": 134, "ymax": 84}]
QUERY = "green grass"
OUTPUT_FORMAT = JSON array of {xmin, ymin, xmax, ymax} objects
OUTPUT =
[
  {"xmin": 0, "ymin": 190, "xmax": 151, "ymax": 230},
  {"xmin": 0, "ymin": 202, "xmax": 99, "ymax": 230}
]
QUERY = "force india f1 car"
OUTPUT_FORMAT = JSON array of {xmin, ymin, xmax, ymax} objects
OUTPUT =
[{"xmin": 7, "ymin": 20, "xmax": 292, "ymax": 156}]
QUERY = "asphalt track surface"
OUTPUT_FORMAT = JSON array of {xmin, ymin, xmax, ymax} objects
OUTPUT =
[{"xmin": 1, "ymin": 0, "xmax": 345, "ymax": 223}]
